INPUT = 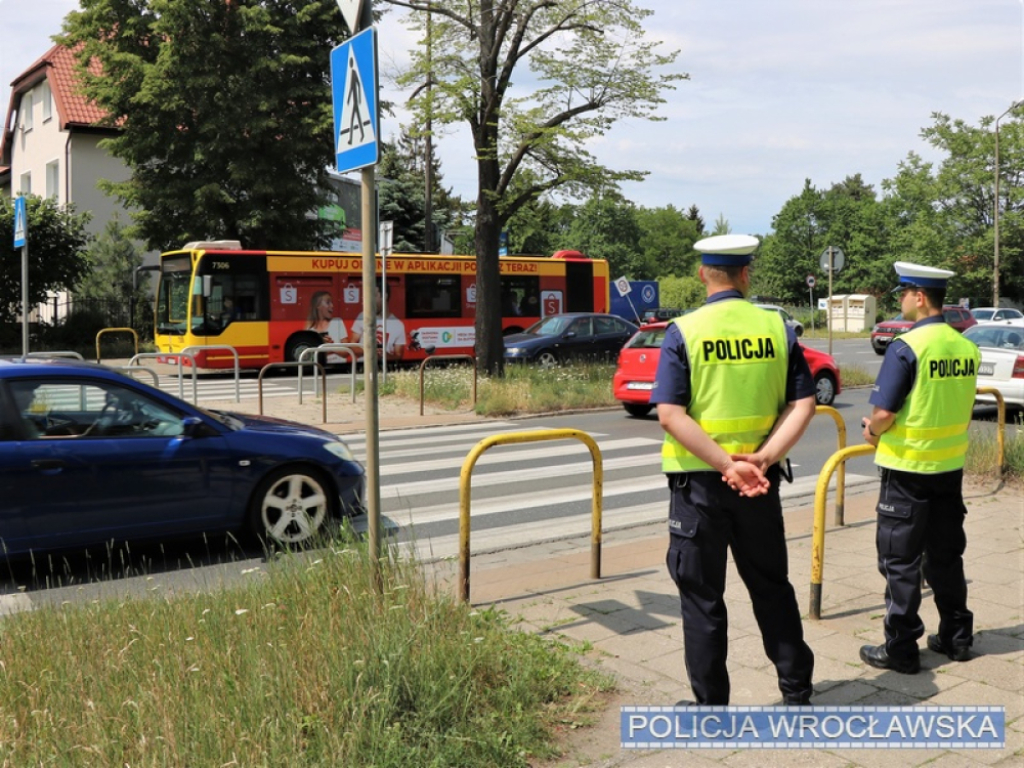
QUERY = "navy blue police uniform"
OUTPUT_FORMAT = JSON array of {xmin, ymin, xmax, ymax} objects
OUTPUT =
[
  {"xmin": 651, "ymin": 288, "xmax": 816, "ymax": 706},
  {"xmin": 864, "ymin": 313, "xmax": 975, "ymax": 670}
]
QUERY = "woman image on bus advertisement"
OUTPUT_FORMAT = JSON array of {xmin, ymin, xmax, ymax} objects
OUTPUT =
[
  {"xmin": 307, "ymin": 291, "xmax": 349, "ymax": 344},
  {"xmin": 352, "ymin": 281, "xmax": 407, "ymax": 360}
]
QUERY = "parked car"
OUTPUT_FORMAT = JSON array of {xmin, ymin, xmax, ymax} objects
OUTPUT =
[
  {"xmin": 0, "ymin": 358, "xmax": 364, "ymax": 558},
  {"xmin": 641, "ymin": 308, "xmax": 692, "ymax": 322},
  {"xmin": 963, "ymin": 319, "xmax": 1024, "ymax": 411},
  {"xmin": 612, "ymin": 321, "xmax": 842, "ymax": 417},
  {"xmin": 871, "ymin": 306, "xmax": 977, "ymax": 355},
  {"xmin": 503, "ymin": 313, "xmax": 638, "ymax": 366},
  {"xmin": 970, "ymin": 307, "xmax": 1024, "ymax": 322},
  {"xmin": 755, "ymin": 304, "xmax": 804, "ymax": 337}
]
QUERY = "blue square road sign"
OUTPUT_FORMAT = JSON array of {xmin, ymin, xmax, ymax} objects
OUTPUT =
[
  {"xmin": 13, "ymin": 196, "xmax": 27, "ymax": 248},
  {"xmin": 331, "ymin": 27, "xmax": 379, "ymax": 174}
]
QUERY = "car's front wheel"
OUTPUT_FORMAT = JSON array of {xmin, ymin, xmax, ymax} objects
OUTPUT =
[
  {"xmin": 535, "ymin": 350, "xmax": 559, "ymax": 367},
  {"xmin": 814, "ymin": 371, "xmax": 837, "ymax": 406},
  {"xmin": 623, "ymin": 403, "xmax": 653, "ymax": 418},
  {"xmin": 248, "ymin": 466, "xmax": 336, "ymax": 546}
]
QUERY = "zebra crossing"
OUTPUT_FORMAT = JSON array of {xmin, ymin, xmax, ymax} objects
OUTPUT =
[
  {"xmin": 341, "ymin": 421, "xmax": 876, "ymax": 563},
  {"xmin": 145, "ymin": 374, "xmax": 301, "ymax": 402}
]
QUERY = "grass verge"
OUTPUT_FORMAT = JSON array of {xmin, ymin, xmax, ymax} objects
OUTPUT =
[
  {"xmin": 966, "ymin": 413, "xmax": 1024, "ymax": 481},
  {"xmin": 0, "ymin": 533, "xmax": 610, "ymax": 767},
  {"xmin": 380, "ymin": 362, "xmax": 619, "ymax": 417}
]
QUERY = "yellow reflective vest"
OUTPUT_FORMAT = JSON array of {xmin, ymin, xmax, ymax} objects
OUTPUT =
[
  {"xmin": 875, "ymin": 322, "xmax": 979, "ymax": 474},
  {"xmin": 661, "ymin": 300, "xmax": 788, "ymax": 472}
]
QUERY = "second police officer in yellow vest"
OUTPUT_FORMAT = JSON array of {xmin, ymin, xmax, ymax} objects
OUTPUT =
[
  {"xmin": 651, "ymin": 235, "xmax": 817, "ymax": 705},
  {"xmin": 859, "ymin": 262, "xmax": 980, "ymax": 674}
]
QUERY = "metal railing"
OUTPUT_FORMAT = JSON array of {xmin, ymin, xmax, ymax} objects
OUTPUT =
[
  {"xmin": 976, "ymin": 387, "xmax": 1007, "ymax": 476},
  {"xmin": 182, "ymin": 345, "xmax": 241, "ymax": 403},
  {"xmin": 419, "ymin": 355, "xmax": 477, "ymax": 416},
  {"xmin": 129, "ymin": 352, "xmax": 198, "ymax": 403},
  {"xmin": 108, "ymin": 365, "xmax": 160, "ymax": 388},
  {"xmin": 814, "ymin": 405, "xmax": 849, "ymax": 525},
  {"xmin": 259, "ymin": 362, "xmax": 326, "ymax": 423},
  {"xmin": 298, "ymin": 344, "xmax": 361, "ymax": 405},
  {"xmin": 458, "ymin": 429, "xmax": 602, "ymax": 602},
  {"xmin": 25, "ymin": 350, "xmax": 85, "ymax": 361},
  {"xmin": 95, "ymin": 327, "xmax": 139, "ymax": 362}
]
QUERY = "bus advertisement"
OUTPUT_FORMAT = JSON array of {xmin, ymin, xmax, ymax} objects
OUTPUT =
[{"xmin": 153, "ymin": 244, "xmax": 610, "ymax": 370}]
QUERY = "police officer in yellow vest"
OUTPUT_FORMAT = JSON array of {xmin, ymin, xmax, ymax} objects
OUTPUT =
[
  {"xmin": 859, "ymin": 262, "xmax": 979, "ymax": 674},
  {"xmin": 651, "ymin": 234, "xmax": 816, "ymax": 705}
]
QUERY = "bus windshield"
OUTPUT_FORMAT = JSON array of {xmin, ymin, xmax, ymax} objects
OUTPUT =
[{"xmin": 156, "ymin": 255, "xmax": 193, "ymax": 335}]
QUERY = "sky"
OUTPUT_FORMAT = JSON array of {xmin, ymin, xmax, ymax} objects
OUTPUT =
[{"xmin": 3, "ymin": 0, "xmax": 1023, "ymax": 237}]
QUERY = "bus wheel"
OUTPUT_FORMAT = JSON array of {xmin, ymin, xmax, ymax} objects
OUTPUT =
[
  {"xmin": 285, "ymin": 333, "xmax": 324, "ymax": 364},
  {"xmin": 248, "ymin": 466, "xmax": 335, "ymax": 547}
]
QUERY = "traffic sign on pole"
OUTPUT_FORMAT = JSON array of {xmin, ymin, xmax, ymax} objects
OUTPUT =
[
  {"xmin": 13, "ymin": 196, "xmax": 27, "ymax": 248},
  {"xmin": 806, "ymin": 275, "xmax": 816, "ymax": 288},
  {"xmin": 331, "ymin": 27, "xmax": 379, "ymax": 174},
  {"xmin": 335, "ymin": 0, "xmax": 365, "ymax": 33}
]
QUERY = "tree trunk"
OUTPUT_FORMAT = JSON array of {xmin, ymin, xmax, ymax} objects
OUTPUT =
[{"xmin": 474, "ymin": 152, "xmax": 504, "ymax": 376}]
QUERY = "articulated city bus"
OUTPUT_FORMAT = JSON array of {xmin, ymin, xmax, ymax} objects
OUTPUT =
[{"xmin": 153, "ymin": 242, "xmax": 611, "ymax": 369}]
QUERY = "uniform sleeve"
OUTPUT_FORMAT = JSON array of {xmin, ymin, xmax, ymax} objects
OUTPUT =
[
  {"xmin": 650, "ymin": 323, "xmax": 691, "ymax": 407},
  {"xmin": 869, "ymin": 339, "xmax": 916, "ymax": 412},
  {"xmin": 787, "ymin": 329, "xmax": 815, "ymax": 402}
]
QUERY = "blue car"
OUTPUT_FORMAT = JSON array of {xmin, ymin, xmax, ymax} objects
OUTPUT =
[
  {"xmin": 0, "ymin": 358, "xmax": 364, "ymax": 557},
  {"xmin": 503, "ymin": 312, "xmax": 639, "ymax": 367}
]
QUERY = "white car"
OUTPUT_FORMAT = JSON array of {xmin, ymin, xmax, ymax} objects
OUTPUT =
[
  {"xmin": 970, "ymin": 307, "xmax": 1024, "ymax": 322},
  {"xmin": 755, "ymin": 304, "xmax": 804, "ymax": 337},
  {"xmin": 963, "ymin": 319, "xmax": 1024, "ymax": 411}
]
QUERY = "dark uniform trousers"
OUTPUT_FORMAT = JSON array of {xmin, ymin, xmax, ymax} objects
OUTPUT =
[
  {"xmin": 665, "ymin": 469, "xmax": 814, "ymax": 705},
  {"xmin": 875, "ymin": 467, "xmax": 973, "ymax": 662}
]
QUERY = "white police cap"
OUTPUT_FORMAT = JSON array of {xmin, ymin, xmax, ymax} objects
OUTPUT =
[
  {"xmin": 694, "ymin": 234, "xmax": 760, "ymax": 266},
  {"xmin": 891, "ymin": 261, "xmax": 955, "ymax": 292}
]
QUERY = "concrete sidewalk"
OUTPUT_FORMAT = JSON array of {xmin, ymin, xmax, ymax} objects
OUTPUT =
[{"xmin": 429, "ymin": 480, "xmax": 1023, "ymax": 767}]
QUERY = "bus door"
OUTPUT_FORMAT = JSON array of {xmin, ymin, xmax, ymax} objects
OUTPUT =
[{"xmin": 564, "ymin": 260, "xmax": 595, "ymax": 313}]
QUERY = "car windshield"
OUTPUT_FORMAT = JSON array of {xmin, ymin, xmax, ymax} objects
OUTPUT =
[
  {"xmin": 523, "ymin": 316, "xmax": 573, "ymax": 336},
  {"xmin": 886, "ymin": 314, "xmax": 904, "ymax": 322},
  {"xmin": 195, "ymin": 407, "xmax": 244, "ymax": 430},
  {"xmin": 972, "ymin": 310, "xmax": 994, "ymax": 321},
  {"xmin": 626, "ymin": 328, "xmax": 667, "ymax": 349},
  {"xmin": 964, "ymin": 326, "xmax": 1024, "ymax": 350}
]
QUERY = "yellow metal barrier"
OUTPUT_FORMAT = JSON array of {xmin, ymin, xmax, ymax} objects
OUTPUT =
[
  {"xmin": 458, "ymin": 429, "xmax": 602, "ymax": 603},
  {"xmin": 814, "ymin": 405, "xmax": 848, "ymax": 525},
  {"xmin": 810, "ymin": 444, "xmax": 876, "ymax": 620},
  {"xmin": 976, "ymin": 387, "xmax": 1006, "ymax": 477},
  {"xmin": 95, "ymin": 327, "xmax": 139, "ymax": 363},
  {"xmin": 419, "ymin": 355, "xmax": 477, "ymax": 416}
]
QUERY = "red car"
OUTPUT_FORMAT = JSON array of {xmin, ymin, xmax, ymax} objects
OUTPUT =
[
  {"xmin": 870, "ymin": 305, "xmax": 977, "ymax": 355},
  {"xmin": 612, "ymin": 321, "xmax": 842, "ymax": 417}
]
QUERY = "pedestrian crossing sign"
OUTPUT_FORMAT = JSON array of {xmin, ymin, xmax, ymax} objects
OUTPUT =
[
  {"xmin": 13, "ymin": 195, "xmax": 27, "ymax": 248},
  {"xmin": 330, "ymin": 27, "xmax": 379, "ymax": 174}
]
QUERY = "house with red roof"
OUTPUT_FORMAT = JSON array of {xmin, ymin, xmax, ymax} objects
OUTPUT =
[{"xmin": 1, "ymin": 42, "xmax": 129, "ymax": 237}]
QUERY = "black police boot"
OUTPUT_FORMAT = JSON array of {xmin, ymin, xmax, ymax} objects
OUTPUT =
[
  {"xmin": 859, "ymin": 644, "xmax": 920, "ymax": 674},
  {"xmin": 927, "ymin": 634, "xmax": 971, "ymax": 662}
]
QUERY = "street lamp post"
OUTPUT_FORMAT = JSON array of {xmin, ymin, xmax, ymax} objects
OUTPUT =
[{"xmin": 994, "ymin": 100, "xmax": 1022, "ymax": 308}]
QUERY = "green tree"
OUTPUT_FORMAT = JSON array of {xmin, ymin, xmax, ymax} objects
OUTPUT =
[
  {"xmin": 75, "ymin": 217, "xmax": 151, "ymax": 326},
  {"xmin": 686, "ymin": 204, "xmax": 705, "ymax": 236},
  {"xmin": 561, "ymin": 192, "xmax": 649, "ymax": 278},
  {"xmin": 658, "ymin": 274, "xmax": 704, "ymax": 310},
  {"xmin": 378, "ymin": 129, "xmax": 461, "ymax": 253},
  {"xmin": 881, "ymin": 110, "xmax": 1024, "ymax": 304},
  {"xmin": 61, "ymin": 0, "xmax": 349, "ymax": 252},
  {"xmin": 388, "ymin": 0, "xmax": 685, "ymax": 374},
  {"xmin": 0, "ymin": 196, "xmax": 91, "ymax": 325},
  {"xmin": 636, "ymin": 205, "xmax": 701, "ymax": 278}
]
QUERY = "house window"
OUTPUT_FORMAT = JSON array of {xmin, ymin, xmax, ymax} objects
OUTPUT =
[
  {"xmin": 21, "ymin": 93, "xmax": 33, "ymax": 132},
  {"xmin": 46, "ymin": 161, "xmax": 60, "ymax": 199},
  {"xmin": 19, "ymin": 172, "xmax": 31, "ymax": 195},
  {"xmin": 41, "ymin": 81, "xmax": 53, "ymax": 122}
]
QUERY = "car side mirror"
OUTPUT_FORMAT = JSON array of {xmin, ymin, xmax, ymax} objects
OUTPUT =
[
  {"xmin": 182, "ymin": 416, "xmax": 206, "ymax": 437},
  {"xmin": 564, "ymin": 331, "xmax": 576, "ymax": 339}
]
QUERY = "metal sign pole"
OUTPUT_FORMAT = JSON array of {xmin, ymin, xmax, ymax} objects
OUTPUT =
[
  {"xmin": 828, "ymin": 247, "xmax": 834, "ymax": 357},
  {"xmin": 21, "ymin": 244, "xmax": 29, "ymax": 356}
]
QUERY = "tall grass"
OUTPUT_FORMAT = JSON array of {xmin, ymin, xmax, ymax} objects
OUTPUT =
[
  {"xmin": 966, "ymin": 414, "xmax": 1024, "ymax": 480},
  {"xmin": 0, "ymin": 534, "xmax": 608, "ymax": 767},
  {"xmin": 380, "ymin": 362, "xmax": 619, "ymax": 416}
]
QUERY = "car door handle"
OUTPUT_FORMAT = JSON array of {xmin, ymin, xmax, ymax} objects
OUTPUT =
[{"xmin": 31, "ymin": 459, "xmax": 66, "ymax": 471}]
